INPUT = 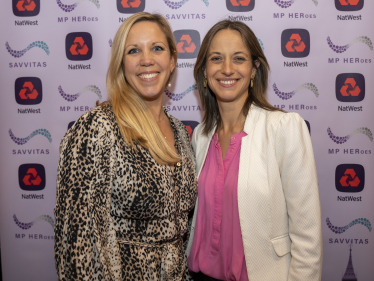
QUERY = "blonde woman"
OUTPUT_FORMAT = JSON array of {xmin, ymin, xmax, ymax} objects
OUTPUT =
[
  {"xmin": 54, "ymin": 13, "xmax": 197, "ymax": 281},
  {"xmin": 186, "ymin": 20, "xmax": 322, "ymax": 281}
]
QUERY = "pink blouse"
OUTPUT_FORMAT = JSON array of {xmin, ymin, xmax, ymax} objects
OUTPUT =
[{"xmin": 188, "ymin": 132, "xmax": 248, "ymax": 281}]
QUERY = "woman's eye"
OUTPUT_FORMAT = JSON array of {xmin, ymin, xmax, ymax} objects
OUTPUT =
[
  {"xmin": 210, "ymin": 57, "xmax": 221, "ymax": 61},
  {"xmin": 234, "ymin": 57, "xmax": 246, "ymax": 61},
  {"xmin": 153, "ymin": 46, "xmax": 164, "ymax": 51},
  {"xmin": 128, "ymin": 48, "xmax": 139, "ymax": 54}
]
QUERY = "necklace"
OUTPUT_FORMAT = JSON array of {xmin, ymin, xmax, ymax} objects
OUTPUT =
[{"xmin": 156, "ymin": 112, "xmax": 165, "ymax": 123}]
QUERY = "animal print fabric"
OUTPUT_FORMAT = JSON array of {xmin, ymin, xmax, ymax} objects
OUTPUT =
[{"xmin": 54, "ymin": 104, "xmax": 197, "ymax": 280}]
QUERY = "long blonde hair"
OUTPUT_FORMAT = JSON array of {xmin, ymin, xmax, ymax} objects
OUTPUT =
[{"xmin": 106, "ymin": 12, "xmax": 179, "ymax": 165}]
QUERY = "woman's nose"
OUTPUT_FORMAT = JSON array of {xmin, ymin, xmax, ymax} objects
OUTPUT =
[
  {"xmin": 140, "ymin": 51, "xmax": 155, "ymax": 67},
  {"xmin": 221, "ymin": 60, "xmax": 234, "ymax": 76}
]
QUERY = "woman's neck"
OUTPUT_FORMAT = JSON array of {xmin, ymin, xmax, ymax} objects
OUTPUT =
[{"xmin": 217, "ymin": 96, "xmax": 247, "ymax": 135}]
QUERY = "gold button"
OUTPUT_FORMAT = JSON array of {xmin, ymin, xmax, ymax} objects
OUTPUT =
[{"xmin": 176, "ymin": 162, "xmax": 181, "ymax": 166}]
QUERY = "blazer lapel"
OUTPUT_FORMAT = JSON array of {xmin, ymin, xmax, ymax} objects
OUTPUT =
[{"xmin": 196, "ymin": 127, "xmax": 216, "ymax": 178}]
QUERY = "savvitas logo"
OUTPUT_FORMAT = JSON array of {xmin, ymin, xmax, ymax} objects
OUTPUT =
[
  {"xmin": 273, "ymin": 83, "xmax": 318, "ymax": 100},
  {"xmin": 335, "ymin": 164, "xmax": 364, "ymax": 193},
  {"xmin": 18, "ymin": 164, "xmax": 45, "ymax": 191},
  {"xmin": 66, "ymin": 32, "xmax": 93, "ymax": 61},
  {"xmin": 6, "ymin": 41, "xmax": 49, "ymax": 58},
  {"xmin": 327, "ymin": 36, "xmax": 372, "ymax": 53},
  {"xmin": 9, "ymin": 129, "xmax": 52, "ymax": 145},
  {"xmin": 336, "ymin": 73, "xmax": 365, "ymax": 102},
  {"xmin": 117, "ymin": 0, "xmax": 145, "ymax": 13},
  {"xmin": 13, "ymin": 0, "xmax": 40, "ymax": 17},
  {"xmin": 59, "ymin": 85, "xmax": 101, "ymax": 102},
  {"xmin": 181, "ymin": 121, "xmax": 199, "ymax": 141},
  {"xmin": 327, "ymin": 127, "xmax": 372, "ymax": 144},
  {"xmin": 165, "ymin": 84, "xmax": 197, "ymax": 101},
  {"xmin": 174, "ymin": 30, "xmax": 200, "ymax": 59},
  {"xmin": 226, "ymin": 0, "xmax": 255, "ymax": 12},
  {"xmin": 57, "ymin": 0, "xmax": 100, "ymax": 12},
  {"xmin": 281, "ymin": 29, "xmax": 310, "ymax": 58},
  {"xmin": 326, "ymin": 217, "xmax": 371, "ymax": 234},
  {"xmin": 15, "ymin": 77, "xmax": 42, "ymax": 105},
  {"xmin": 335, "ymin": 0, "xmax": 363, "ymax": 11},
  {"xmin": 13, "ymin": 214, "xmax": 54, "ymax": 230},
  {"xmin": 163, "ymin": 0, "xmax": 209, "ymax": 9},
  {"xmin": 275, "ymin": 0, "xmax": 317, "ymax": 8}
]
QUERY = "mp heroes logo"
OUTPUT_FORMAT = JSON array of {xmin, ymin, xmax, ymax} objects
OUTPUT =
[
  {"xmin": 18, "ymin": 164, "xmax": 45, "ymax": 191},
  {"xmin": 226, "ymin": 0, "xmax": 255, "ymax": 12},
  {"xmin": 335, "ymin": 0, "xmax": 363, "ymax": 11},
  {"xmin": 13, "ymin": 0, "xmax": 40, "ymax": 17},
  {"xmin": 59, "ymin": 85, "xmax": 102, "ymax": 102},
  {"xmin": 15, "ymin": 77, "xmax": 42, "ymax": 105},
  {"xmin": 273, "ymin": 83, "xmax": 318, "ymax": 100},
  {"xmin": 336, "ymin": 73, "xmax": 365, "ymax": 102},
  {"xmin": 117, "ymin": 0, "xmax": 145, "ymax": 13},
  {"xmin": 66, "ymin": 32, "xmax": 92, "ymax": 61},
  {"xmin": 327, "ymin": 36, "xmax": 372, "ymax": 53},
  {"xmin": 13, "ymin": 214, "xmax": 54, "ymax": 230},
  {"xmin": 57, "ymin": 0, "xmax": 100, "ymax": 12},
  {"xmin": 281, "ymin": 29, "xmax": 310, "ymax": 58},
  {"xmin": 335, "ymin": 164, "xmax": 364, "ymax": 192},
  {"xmin": 174, "ymin": 30, "xmax": 200, "ymax": 59},
  {"xmin": 275, "ymin": 0, "xmax": 317, "ymax": 8},
  {"xmin": 327, "ymin": 127, "xmax": 372, "ymax": 144},
  {"xmin": 181, "ymin": 121, "xmax": 199, "ymax": 140}
]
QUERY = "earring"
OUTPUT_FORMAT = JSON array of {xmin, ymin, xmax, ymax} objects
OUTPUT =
[
  {"xmin": 250, "ymin": 76, "xmax": 254, "ymax": 88},
  {"xmin": 203, "ymin": 74, "xmax": 207, "ymax": 88},
  {"xmin": 168, "ymin": 82, "xmax": 171, "ymax": 87}
]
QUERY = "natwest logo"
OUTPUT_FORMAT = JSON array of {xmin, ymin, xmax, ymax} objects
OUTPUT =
[
  {"xmin": 281, "ymin": 29, "xmax": 310, "ymax": 58},
  {"xmin": 18, "ymin": 164, "xmax": 45, "ymax": 191},
  {"xmin": 65, "ymin": 32, "xmax": 93, "ymax": 61},
  {"xmin": 335, "ymin": 0, "xmax": 363, "ymax": 11},
  {"xmin": 117, "ymin": 0, "xmax": 145, "ymax": 13},
  {"xmin": 174, "ymin": 30, "xmax": 200, "ymax": 59},
  {"xmin": 335, "ymin": 164, "xmax": 364, "ymax": 193},
  {"xmin": 336, "ymin": 73, "xmax": 365, "ymax": 102},
  {"xmin": 226, "ymin": 0, "xmax": 255, "ymax": 12},
  {"xmin": 181, "ymin": 121, "xmax": 200, "ymax": 141},
  {"xmin": 13, "ymin": 0, "xmax": 40, "ymax": 17},
  {"xmin": 15, "ymin": 77, "xmax": 42, "ymax": 105}
]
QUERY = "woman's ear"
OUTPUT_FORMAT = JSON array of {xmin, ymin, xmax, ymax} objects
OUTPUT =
[
  {"xmin": 254, "ymin": 60, "xmax": 260, "ymax": 69},
  {"xmin": 170, "ymin": 55, "xmax": 176, "ymax": 72}
]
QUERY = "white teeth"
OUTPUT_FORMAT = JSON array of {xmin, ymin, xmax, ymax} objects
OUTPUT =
[
  {"xmin": 138, "ymin": 73, "xmax": 158, "ymax": 79},
  {"xmin": 219, "ymin": 80, "xmax": 236, "ymax": 85}
]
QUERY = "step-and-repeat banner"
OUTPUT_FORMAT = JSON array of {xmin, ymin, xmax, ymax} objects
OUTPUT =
[{"xmin": 0, "ymin": 0, "xmax": 372, "ymax": 280}]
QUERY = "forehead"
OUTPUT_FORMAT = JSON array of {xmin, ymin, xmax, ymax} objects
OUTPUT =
[
  {"xmin": 126, "ymin": 21, "xmax": 167, "ymax": 45},
  {"xmin": 209, "ymin": 29, "xmax": 249, "ymax": 54}
]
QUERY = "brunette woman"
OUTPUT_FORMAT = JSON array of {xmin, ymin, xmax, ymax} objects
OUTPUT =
[{"xmin": 187, "ymin": 20, "xmax": 322, "ymax": 281}]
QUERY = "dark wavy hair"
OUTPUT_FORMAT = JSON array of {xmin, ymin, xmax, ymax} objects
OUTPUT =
[{"xmin": 194, "ymin": 20, "xmax": 282, "ymax": 135}]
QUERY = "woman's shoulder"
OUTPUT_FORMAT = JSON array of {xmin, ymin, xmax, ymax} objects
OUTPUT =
[
  {"xmin": 62, "ymin": 103, "xmax": 117, "ymax": 144},
  {"xmin": 254, "ymin": 106, "xmax": 306, "ymax": 130}
]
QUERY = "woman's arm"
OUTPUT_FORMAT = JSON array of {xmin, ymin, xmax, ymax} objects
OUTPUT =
[
  {"xmin": 274, "ymin": 113, "xmax": 323, "ymax": 281},
  {"xmin": 54, "ymin": 110, "xmax": 121, "ymax": 280}
]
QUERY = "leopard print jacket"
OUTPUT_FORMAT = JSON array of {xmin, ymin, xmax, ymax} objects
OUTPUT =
[{"xmin": 54, "ymin": 104, "xmax": 197, "ymax": 280}]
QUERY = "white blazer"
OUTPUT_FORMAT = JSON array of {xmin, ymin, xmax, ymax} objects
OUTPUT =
[{"xmin": 186, "ymin": 105, "xmax": 322, "ymax": 281}]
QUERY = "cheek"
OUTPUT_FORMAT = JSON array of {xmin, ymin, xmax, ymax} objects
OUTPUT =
[{"xmin": 123, "ymin": 58, "xmax": 137, "ymax": 76}]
